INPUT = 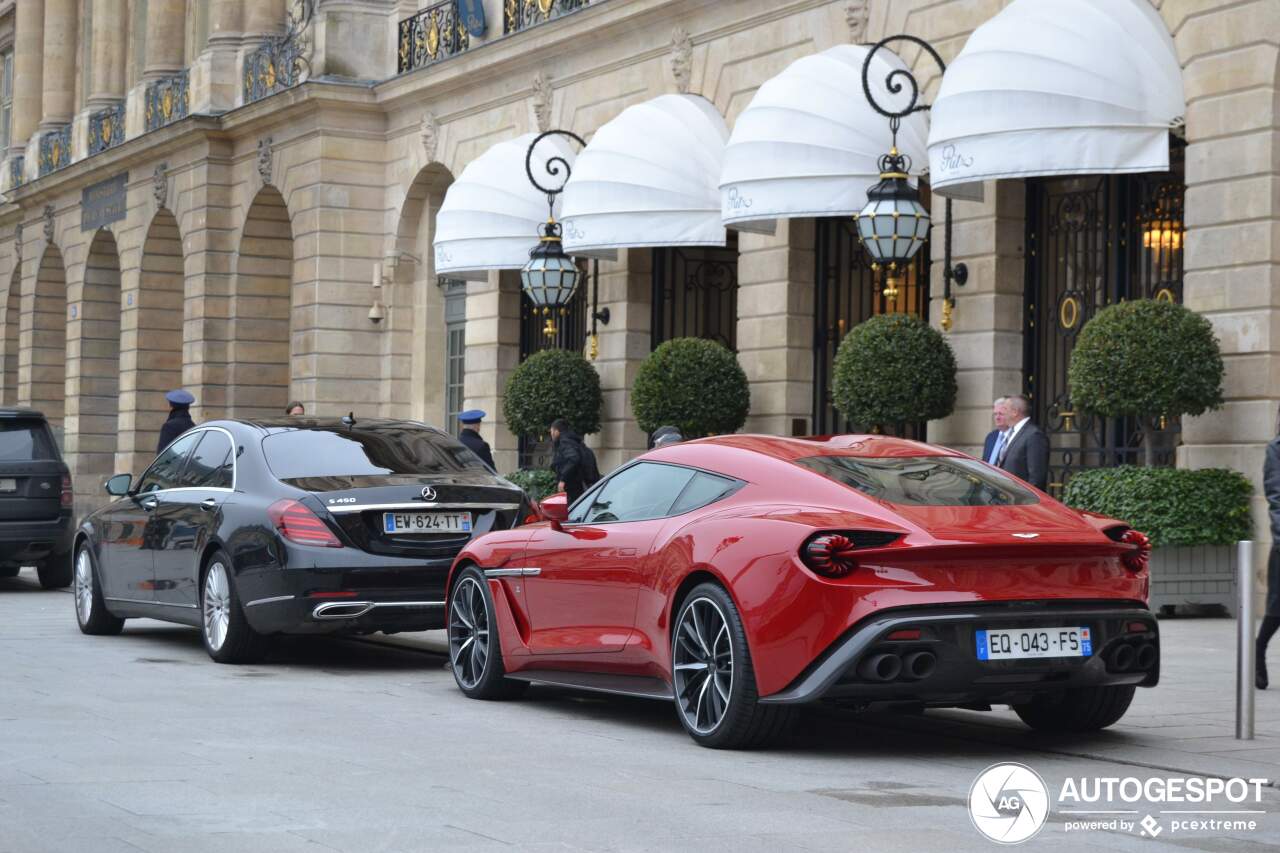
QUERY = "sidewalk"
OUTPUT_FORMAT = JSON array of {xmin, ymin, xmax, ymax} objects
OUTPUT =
[{"xmin": 385, "ymin": 616, "xmax": 1280, "ymax": 783}]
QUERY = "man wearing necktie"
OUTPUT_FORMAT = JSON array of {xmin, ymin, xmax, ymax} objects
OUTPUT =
[
  {"xmin": 994, "ymin": 394, "xmax": 1050, "ymax": 491},
  {"xmin": 982, "ymin": 397, "xmax": 1009, "ymax": 465}
]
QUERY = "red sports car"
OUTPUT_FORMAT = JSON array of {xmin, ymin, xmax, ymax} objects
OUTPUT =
[{"xmin": 445, "ymin": 435, "xmax": 1156, "ymax": 748}]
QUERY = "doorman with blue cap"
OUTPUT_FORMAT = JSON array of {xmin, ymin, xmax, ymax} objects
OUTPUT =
[
  {"xmin": 158, "ymin": 389, "xmax": 196, "ymax": 453},
  {"xmin": 458, "ymin": 409, "xmax": 495, "ymax": 471}
]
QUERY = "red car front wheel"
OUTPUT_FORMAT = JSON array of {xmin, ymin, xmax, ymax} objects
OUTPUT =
[{"xmin": 672, "ymin": 583, "xmax": 792, "ymax": 749}]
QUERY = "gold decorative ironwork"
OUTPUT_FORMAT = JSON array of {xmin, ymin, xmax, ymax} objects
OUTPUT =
[
  {"xmin": 397, "ymin": 2, "xmax": 470, "ymax": 73},
  {"xmin": 940, "ymin": 297, "xmax": 954, "ymax": 332},
  {"xmin": 1155, "ymin": 287, "xmax": 1175, "ymax": 304},
  {"xmin": 38, "ymin": 126, "xmax": 71, "ymax": 176},
  {"xmin": 1059, "ymin": 410, "xmax": 1075, "ymax": 430},
  {"xmin": 506, "ymin": 0, "xmax": 588, "ymax": 33},
  {"xmin": 88, "ymin": 102, "xmax": 126, "ymax": 155},
  {"xmin": 243, "ymin": 0, "xmax": 313, "ymax": 104},
  {"xmin": 144, "ymin": 71, "xmax": 189, "ymax": 132},
  {"xmin": 1059, "ymin": 295, "xmax": 1080, "ymax": 330}
]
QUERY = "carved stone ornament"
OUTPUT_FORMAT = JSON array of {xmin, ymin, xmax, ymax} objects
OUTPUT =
[
  {"xmin": 846, "ymin": 0, "xmax": 869, "ymax": 43},
  {"xmin": 42, "ymin": 205, "xmax": 54, "ymax": 242},
  {"xmin": 257, "ymin": 136, "xmax": 273, "ymax": 185},
  {"xmin": 153, "ymin": 161, "xmax": 169, "ymax": 208},
  {"xmin": 532, "ymin": 72, "xmax": 553, "ymax": 133},
  {"xmin": 421, "ymin": 112, "xmax": 439, "ymax": 162},
  {"xmin": 671, "ymin": 27, "xmax": 693, "ymax": 94}
]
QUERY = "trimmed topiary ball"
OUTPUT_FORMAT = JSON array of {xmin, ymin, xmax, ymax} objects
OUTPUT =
[
  {"xmin": 503, "ymin": 348, "xmax": 602, "ymax": 438},
  {"xmin": 831, "ymin": 313, "xmax": 957, "ymax": 432},
  {"xmin": 1068, "ymin": 299, "xmax": 1224, "ymax": 421},
  {"xmin": 631, "ymin": 338, "xmax": 749, "ymax": 438}
]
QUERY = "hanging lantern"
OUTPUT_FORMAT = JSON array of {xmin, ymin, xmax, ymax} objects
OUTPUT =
[
  {"xmin": 521, "ymin": 217, "xmax": 580, "ymax": 316},
  {"xmin": 854, "ymin": 147, "xmax": 930, "ymax": 277}
]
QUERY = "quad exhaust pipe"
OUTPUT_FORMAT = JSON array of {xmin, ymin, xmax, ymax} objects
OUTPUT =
[{"xmin": 857, "ymin": 650, "xmax": 937, "ymax": 683}]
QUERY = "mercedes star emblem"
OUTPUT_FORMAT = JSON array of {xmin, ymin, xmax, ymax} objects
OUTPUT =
[{"xmin": 421, "ymin": 486, "xmax": 437, "ymax": 501}]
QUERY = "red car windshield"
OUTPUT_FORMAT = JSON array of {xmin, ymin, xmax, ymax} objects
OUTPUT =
[{"xmin": 795, "ymin": 454, "xmax": 1039, "ymax": 507}]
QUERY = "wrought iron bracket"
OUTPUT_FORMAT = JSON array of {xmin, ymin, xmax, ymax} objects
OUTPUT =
[{"xmin": 524, "ymin": 128, "xmax": 586, "ymax": 229}]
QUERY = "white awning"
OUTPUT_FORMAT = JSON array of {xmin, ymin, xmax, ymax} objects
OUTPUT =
[
  {"xmin": 433, "ymin": 133, "xmax": 577, "ymax": 281},
  {"xmin": 718, "ymin": 44, "xmax": 929, "ymax": 232},
  {"xmin": 928, "ymin": 0, "xmax": 1185, "ymax": 200},
  {"xmin": 561, "ymin": 94, "xmax": 729, "ymax": 255}
]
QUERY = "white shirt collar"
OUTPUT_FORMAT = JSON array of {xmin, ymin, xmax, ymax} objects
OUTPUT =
[{"xmin": 1007, "ymin": 416, "xmax": 1030, "ymax": 440}]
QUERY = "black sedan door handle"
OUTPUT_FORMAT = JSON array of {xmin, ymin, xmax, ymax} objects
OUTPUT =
[
  {"xmin": 199, "ymin": 498, "xmax": 217, "ymax": 511},
  {"xmin": 141, "ymin": 497, "xmax": 159, "ymax": 511}
]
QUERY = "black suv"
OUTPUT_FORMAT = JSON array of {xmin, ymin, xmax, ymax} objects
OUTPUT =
[{"xmin": 0, "ymin": 409, "xmax": 73, "ymax": 588}]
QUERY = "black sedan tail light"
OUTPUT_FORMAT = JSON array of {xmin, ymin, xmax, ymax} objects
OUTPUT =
[{"xmin": 268, "ymin": 499, "xmax": 343, "ymax": 548}]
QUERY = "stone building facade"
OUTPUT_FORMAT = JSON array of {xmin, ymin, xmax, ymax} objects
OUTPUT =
[{"xmin": 0, "ymin": 0, "xmax": 1276, "ymax": 566}]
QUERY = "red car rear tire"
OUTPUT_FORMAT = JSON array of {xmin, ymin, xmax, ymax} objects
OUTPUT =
[
  {"xmin": 1013, "ymin": 684, "xmax": 1136, "ymax": 732},
  {"xmin": 672, "ymin": 582, "xmax": 793, "ymax": 749}
]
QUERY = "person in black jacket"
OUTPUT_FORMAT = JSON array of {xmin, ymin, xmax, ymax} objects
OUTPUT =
[
  {"xmin": 994, "ymin": 394, "xmax": 1050, "ymax": 491},
  {"xmin": 157, "ymin": 389, "xmax": 196, "ymax": 453},
  {"xmin": 457, "ymin": 409, "xmax": 496, "ymax": 471},
  {"xmin": 550, "ymin": 418, "xmax": 592, "ymax": 502},
  {"xmin": 1257, "ymin": 408, "xmax": 1280, "ymax": 689}
]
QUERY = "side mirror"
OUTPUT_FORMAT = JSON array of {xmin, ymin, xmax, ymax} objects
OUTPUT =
[
  {"xmin": 539, "ymin": 492, "xmax": 569, "ymax": 525},
  {"xmin": 105, "ymin": 473, "xmax": 132, "ymax": 496}
]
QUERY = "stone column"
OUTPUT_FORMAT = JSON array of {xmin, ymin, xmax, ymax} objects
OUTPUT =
[
  {"xmin": 464, "ymin": 271, "xmax": 522, "ymax": 474},
  {"xmin": 243, "ymin": 0, "xmax": 288, "ymax": 38},
  {"xmin": 144, "ymin": 0, "xmax": 187, "ymax": 79},
  {"xmin": 210, "ymin": 0, "xmax": 245, "ymax": 46},
  {"xmin": 11, "ymin": 0, "xmax": 43, "ymax": 152},
  {"xmin": 593, "ymin": 250, "xmax": 651, "ymax": 472},
  {"xmin": 87, "ymin": 0, "xmax": 127, "ymax": 107},
  {"xmin": 40, "ymin": 0, "xmax": 77, "ymax": 128}
]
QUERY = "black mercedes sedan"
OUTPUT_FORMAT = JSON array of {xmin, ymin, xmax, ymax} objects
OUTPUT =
[{"xmin": 73, "ymin": 417, "xmax": 529, "ymax": 663}]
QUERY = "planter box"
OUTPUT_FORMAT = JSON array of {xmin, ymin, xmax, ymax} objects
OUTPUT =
[{"xmin": 1148, "ymin": 545, "xmax": 1237, "ymax": 616}]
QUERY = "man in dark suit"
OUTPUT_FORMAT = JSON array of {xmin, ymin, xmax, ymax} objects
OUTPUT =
[
  {"xmin": 457, "ymin": 409, "xmax": 496, "ymax": 471},
  {"xmin": 995, "ymin": 394, "xmax": 1049, "ymax": 491},
  {"xmin": 981, "ymin": 396, "xmax": 1009, "ymax": 465}
]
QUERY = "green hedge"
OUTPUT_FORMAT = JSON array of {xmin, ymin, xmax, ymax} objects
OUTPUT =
[
  {"xmin": 504, "ymin": 468, "xmax": 559, "ymax": 502},
  {"xmin": 1062, "ymin": 466, "xmax": 1252, "ymax": 548},
  {"xmin": 631, "ymin": 338, "xmax": 749, "ymax": 438},
  {"xmin": 503, "ymin": 348, "xmax": 602, "ymax": 438}
]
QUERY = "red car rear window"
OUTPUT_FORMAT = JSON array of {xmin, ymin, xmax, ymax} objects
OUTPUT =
[{"xmin": 795, "ymin": 455, "xmax": 1039, "ymax": 507}]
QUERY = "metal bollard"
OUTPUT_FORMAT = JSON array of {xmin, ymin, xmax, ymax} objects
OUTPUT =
[{"xmin": 1236, "ymin": 539, "xmax": 1255, "ymax": 740}]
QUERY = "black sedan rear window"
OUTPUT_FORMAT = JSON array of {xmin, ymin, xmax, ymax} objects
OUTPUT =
[
  {"xmin": 795, "ymin": 455, "xmax": 1039, "ymax": 506},
  {"xmin": 262, "ymin": 427, "xmax": 489, "ymax": 480},
  {"xmin": 0, "ymin": 420, "xmax": 56, "ymax": 461}
]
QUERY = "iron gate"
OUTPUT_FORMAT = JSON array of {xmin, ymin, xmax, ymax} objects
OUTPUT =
[
  {"xmin": 651, "ymin": 236, "xmax": 739, "ymax": 350},
  {"xmin": 812, "ymin": 217, "xmax": 930, "ymax": 436},
  {"xmin": 1023, "ymin": 141, "xmax": 1185, "ymax": 496}
]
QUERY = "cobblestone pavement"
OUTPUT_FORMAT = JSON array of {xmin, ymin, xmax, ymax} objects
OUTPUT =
[{"xmin": 2, "ymin": 571, "xmax": 1279, "ymax": 852}]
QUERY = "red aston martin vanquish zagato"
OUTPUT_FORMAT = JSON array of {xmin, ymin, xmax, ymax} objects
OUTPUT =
[{"xmin": 445, "ymin": 435, "xmax": 1156, "ymax": 749}]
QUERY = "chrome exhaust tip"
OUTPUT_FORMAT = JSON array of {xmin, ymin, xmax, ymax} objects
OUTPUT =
[
  {"xmin": 1135, "ymin": 642, "xmax": 1157, "ymax": 670},
  {"xmin": 1110, "ymin": 643, "xmax": 1136, "ymax": 672},
  {"xmin": 312, "ymin": 601, "xmax": 374, "ymax": 620}
]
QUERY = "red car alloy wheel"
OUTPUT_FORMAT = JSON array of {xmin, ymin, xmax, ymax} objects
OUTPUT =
[
  {"xmin": 673, "ymin": 596, "xmax": 734, "ymax": 734},
  {"xmin": 449, "ymin": 576, "xmax": 490, "ymax": 689}
]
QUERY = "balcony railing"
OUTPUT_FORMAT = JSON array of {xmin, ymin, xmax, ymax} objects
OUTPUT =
[
  {"xmin": 398, "ymin": 1, "xmax": 470, "ymax": 73},
  {"xmin": 38, "ymin": 126, "xmax": 70, "ymax": 176},
  {"xmin": 144, "ymin": 71, "xmax": 190, "ymax": 132},
  {"xmin": 88, "ymin": 102, "xmax": 125, "ymax": 155},
  {"xmin": 243, "ymin": 0, "xmax": 314, "ymax": 104},
  {"xmin": 504, "ymin": 0, "xmax": 590, "ymax": 34},
  {"xmin": 9, "ymin": 155, "xmax": 23, "ymax": 188}
]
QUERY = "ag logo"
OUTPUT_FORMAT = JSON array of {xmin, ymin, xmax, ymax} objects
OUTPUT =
[{"xmin": 968, "ymin": 762, "xmax": 1050, "ymax": 844}]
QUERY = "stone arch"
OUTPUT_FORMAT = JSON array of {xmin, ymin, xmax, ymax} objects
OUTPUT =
[
  {"xmin": 119, "ymin": 209, "xmax": 185, "ymax": 472},
  {"xmin": 393, "ymin": 162, "xmax": 456, "ymax": 424},
  {"xmin": 2, "ymin": 268, "xmax": 17, "ymax": 404},
  {"xmin": 230, "ymin": 185, "xmax": 293, "ymax": 419},
  {"xmin": 18, "ymin": 247, "xmax": 69, "ymax": 431},
  {"xmin": 64, "ymin": 229, "xmax": 124, "ymax": 489}
]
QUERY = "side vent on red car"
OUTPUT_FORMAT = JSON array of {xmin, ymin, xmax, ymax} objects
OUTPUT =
[
  {"xmin": 268, "ymin": 499, "xmax": 343, "ymax": 548},
  {"xmin": 1103, "ymin": 525, "xmax": 1151, "ymax": 573},
  {"xmin": 801, "ymin": 531, "xmax": 901, "ymax": 579}
]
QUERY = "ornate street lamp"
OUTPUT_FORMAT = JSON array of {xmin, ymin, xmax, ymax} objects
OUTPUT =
[
  {"xmin": 856, "ymin": 36, "xmax": 968, "ymax": 330},
  {"xmin": 522, "ymin": 129, "xmax": 586, "ymax": 338}
]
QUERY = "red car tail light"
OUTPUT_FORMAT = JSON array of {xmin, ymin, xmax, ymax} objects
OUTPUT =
[
  {"xmin": 60, "ymin": 474, "xmax": 73, "ymax": 507},
  {"xmin": 802, "ymin": 533, "xmax": 861, "ymax": 578},
  {"xmin": 268, "ymin": 499, "xmax": 343, "ymax": 548},
  {"xmin": 1119, "ymin": 528, "xmax": 1151, "ymax": 573},
  {"xmin": 887, "ymin": 629, "xmax": 921, "ymax": 641}
]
